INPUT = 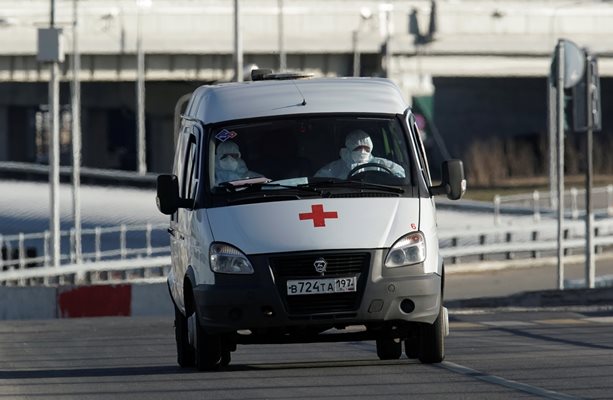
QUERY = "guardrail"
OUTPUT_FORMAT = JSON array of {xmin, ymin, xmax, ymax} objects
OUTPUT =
[
  {"xmin": 440, "ymin": 218, "xmax": 613, "ymax": 266},
  {"xmin": 2, "ymin": 218, "xmax": 613, "ymax": 286},
  {"xmin": 0, "ymin": 223, "xmax": 169, "ymax": 286},
  {"xmin": 493, "ymin": 185, "xmax": 613, "ymax": 224}
]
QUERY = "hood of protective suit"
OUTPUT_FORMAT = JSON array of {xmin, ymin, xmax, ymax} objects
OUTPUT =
[
  {"xmin": 206, "ymin": 197, "xmax": 421, "ymax": 254},
  {"xmin": 215, "ymin": 141, "xmax": 249, "ymax": 183},
  {"xmin": 340, "ymin": 129, "xmax": 374, "ymax": 169}
]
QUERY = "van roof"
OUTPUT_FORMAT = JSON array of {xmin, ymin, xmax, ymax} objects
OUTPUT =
[{"xmin": 189, "ymin": 77, "xmax": 408, "ymax": 124}]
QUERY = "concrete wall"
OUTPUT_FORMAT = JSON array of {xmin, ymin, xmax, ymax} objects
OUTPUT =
[
  {"xmin": 433, "ymin": 77, "xmax": 548, "ymax": 158},
  {"xmin": 432, "ymin": 76, "xmax": 613, "ymax": 183}
]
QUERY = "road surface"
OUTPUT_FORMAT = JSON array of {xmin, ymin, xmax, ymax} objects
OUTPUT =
[{"xmin": 1, "ymin": 311, "xmax": 612, "ymax": 399}]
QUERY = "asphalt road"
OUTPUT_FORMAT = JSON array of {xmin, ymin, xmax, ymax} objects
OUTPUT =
[
  {"xmin": 1, "ymin": 311, "xmax": 612, "ymax": 400},
  {"xmin": 446, "ymin": 258, "xmax": 613, "ymax": 300}
]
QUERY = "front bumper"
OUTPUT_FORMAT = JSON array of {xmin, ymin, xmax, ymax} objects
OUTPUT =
[{"xmin": 193, "ymin": 249, "xmax": 441, "ymax": 333}]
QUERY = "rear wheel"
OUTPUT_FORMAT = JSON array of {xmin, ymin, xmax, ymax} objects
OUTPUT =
[
  {"xmin": 417, "ymin": 305, "xmax": 445, "ymax": 364},
  {"xmin": 220, "ymin": 350, "xmax": 231, "ymax": 367},
  {"xmin": 376, "ymin": 336, "xmax": 402, "ymax": 360},
  {"xmin": 174, "ymin": 303, "xmax": 195, "ymax": 368},
  {"xmin": 404, "ymin": 339, "xmax": 419, "ymax": 359}
]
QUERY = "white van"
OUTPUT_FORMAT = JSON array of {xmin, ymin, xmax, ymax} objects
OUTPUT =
[{"xmin": 156, "ymin": 72, "xmax": 465, "ymax": 371}]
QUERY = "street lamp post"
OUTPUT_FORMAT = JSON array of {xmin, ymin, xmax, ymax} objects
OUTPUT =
[
  {"xmin": 234, "ymin": 0, "xmax": 243, "ymax": 82},
  {"xmin": 379, "ymin": 3, "xmax": 393, "ymax": 78},
  {"xmin": 352, "ymin": 8, "xmax": 372, "ymax": 77},
  {"xmin": 71, "ymin": 0, "xmax": 82, "ymax": 263},
  {"xmin": 41, "ymin": 0, "xmax": 63, "ymax": 269},
  {"xmin": 136, "ymin": 0, "xmax": 151, "ymax": 175},
  {"xmin": 278, "ymin": 0, "xmax": 286, "ymax": 71}
]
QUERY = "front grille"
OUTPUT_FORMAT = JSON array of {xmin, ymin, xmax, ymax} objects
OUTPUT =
[{"xmin": 269, "ymin": 252, "xmax": 370, "ymax": 315}]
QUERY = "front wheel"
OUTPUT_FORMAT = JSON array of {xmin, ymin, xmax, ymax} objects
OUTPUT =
[
  {"xmin": 194, "ymin": 318, "xmax": 223, "ymax": 371},
  {"xmin": 174, "ymin": 303, "xmax": 195, "ymax": 368},
  {"xmin": 417, "ymin": 305, "xmax": 446, "ymax": 364}
]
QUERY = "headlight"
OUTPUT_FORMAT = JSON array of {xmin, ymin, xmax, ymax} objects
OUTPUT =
[
  {"xmin": 209, "ymin": 243, "xmax": 254, "ymax": 274},
  {"xmin": 385, "ymin": 232, "xmax": 426, "ymax": 268}
]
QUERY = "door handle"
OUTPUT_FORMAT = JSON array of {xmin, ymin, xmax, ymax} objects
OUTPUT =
[{"xmin": 168, "ymin": 228, "xmax": 184, "ymax": 240}]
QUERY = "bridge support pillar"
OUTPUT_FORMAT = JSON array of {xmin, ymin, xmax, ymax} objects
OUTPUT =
[{"xmin": 0, "ymin": 106, "xmax": 7, "ymax": 161}]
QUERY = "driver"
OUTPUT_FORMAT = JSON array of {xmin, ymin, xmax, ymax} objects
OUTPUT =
[{"xmin": 314, "ymin": 129, "xmax": 405, "ymax": 179}]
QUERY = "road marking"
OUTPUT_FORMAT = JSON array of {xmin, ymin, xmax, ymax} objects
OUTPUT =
[
  {"xmin": 535, "ymin": 319, "xmax": 589, "ymax": 325},
  {"xmin": 449, "ymin": 322, "xmax": 483, "ymax": 329},
  {"xmin": 582, "ymin": 316, "xmax": 613, "ymax": 324},
  {"xmin": 452, "ymin": 317, "xmax": 611, "ymax": 329},
  {"xmin": 481, "ymin": 320, "xmax": 535, "ymax": 327},
  {"xmin": 440, "ymin": 361, "xmax": 581, "ymax": 400}
]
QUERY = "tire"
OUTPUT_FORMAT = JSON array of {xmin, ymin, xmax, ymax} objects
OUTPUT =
[
  {"xmin": 376, "ymin": 336, "xmax": 402, "ymax": 360},
  {"xmin": 194, "ymin": 312, "xmax": 222, "ymax": 371},
  {"xmin": 174, "ymin": 303, "xmax": 195, "ymax": 368},
  {"xmin": 417, "ymin": 305, "xmax": 445, "ymax": 364},
  {"xmin": 404, "ymin": 339, "xmax": 419, "ymax": 359},
  {"xmin": 220, "ymin": 350, "xmax": 231, "ymax": 367}
]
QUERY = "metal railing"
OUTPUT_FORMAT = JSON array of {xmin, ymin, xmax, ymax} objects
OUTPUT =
[
  {"xmin": 2, "ymin": 218, "xmax": 613, "ymax": 286},
  {"xmin": 0, "ymin": 223, "xmax": 169, "ymax": 286},
  {"xmin": 440, "ymin": 218, "xmax": 613, "ymax": 266},
  {"xmin": 493, "ymin": 185, "xmax": 613, "ymax": 224}
]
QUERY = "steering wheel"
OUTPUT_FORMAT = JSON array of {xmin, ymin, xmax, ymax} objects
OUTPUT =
[{"xmin": 347, "ymin": 162, "xmax": 394, "ymax": 179}]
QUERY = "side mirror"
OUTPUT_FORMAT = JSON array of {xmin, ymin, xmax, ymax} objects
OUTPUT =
[
  {"xmin": 156, "ymin": 174, "xmax": 181, "ymax": 215},
  {"xmin": 430, "ymin": 159, "xmax": 466, "ymax": 200}
]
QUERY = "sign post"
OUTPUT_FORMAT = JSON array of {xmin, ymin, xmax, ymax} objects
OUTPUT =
[
  {"xmin": 555, "ymin": 41, "xmax": 565, "ymax": 290},
  {"xmin": 550, "ymin": 39, "xmax": 585, "ymax": 290},
  {"xmin": 37, "ymin": 0, "xmax": 65, "ymax": 269},
  {"xmin": 573, "ymin": 52, "xmax": 602, "ymax": 288}
]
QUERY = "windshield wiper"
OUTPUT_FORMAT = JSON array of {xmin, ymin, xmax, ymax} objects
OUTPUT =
[
  {"xmin": 303, "ymin": 178, "xmax": 405, "ymax": 194},
  {"xmin": 220, "ymin": 181, "xmax": 326, "ymax": 196}
]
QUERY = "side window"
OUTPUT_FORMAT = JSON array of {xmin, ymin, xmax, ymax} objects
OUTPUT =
[
  {"xmin": 170, "ymin": 127, "xmax": 188, "ymax": 222},
  {"xmin": 181, "ymin": 131, "xmax": 199, "ymax": 201},
  {"xmin": 173, "ymin": 126, "xmax": 188, "ymax": 186},
  {"xmin": 408, "ymin": 114, "xmax": 432, "ymax": 186}
]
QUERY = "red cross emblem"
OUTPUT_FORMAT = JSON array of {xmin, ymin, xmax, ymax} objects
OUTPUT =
[{"xmin": 299, "ymin": 204, "xmax": 338, "ymax": 228}]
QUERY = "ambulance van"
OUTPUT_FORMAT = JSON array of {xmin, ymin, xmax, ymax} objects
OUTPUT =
[{"xmin": 156, "ymin": 72, "xmax": 466, "ymax": 370}]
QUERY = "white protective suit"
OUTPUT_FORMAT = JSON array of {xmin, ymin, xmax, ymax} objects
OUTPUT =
[
  {"xmin": 215, "ymin": 141, "xmax": 260, "ymax": 184},
  {"xmin": 314, "ymin": 130, "xmax": 405, "ymax": 179}
]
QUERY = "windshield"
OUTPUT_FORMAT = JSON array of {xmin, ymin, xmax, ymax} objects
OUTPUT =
[{"xmin": 205, "ymin": 115, "xmax": 415, "ymax": 201}]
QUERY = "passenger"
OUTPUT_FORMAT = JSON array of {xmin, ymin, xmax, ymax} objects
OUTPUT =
[
  {"xmin": 315, "ymin": 129, "xmax": 405, "ymax": 179},
  {"xmin": 215, "ymin": 141, "xmax": 261, "ymax": 184}
]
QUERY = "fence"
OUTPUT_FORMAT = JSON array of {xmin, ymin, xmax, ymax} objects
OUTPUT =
[
  {"xmin": 2, "ymin": 218, "xmax": 613, "ymax": 286},
  {"xmin": 0, "ymin": 223, "xmax": 169, "ymax": 286},
  {"xmin": 493, "ymin": 185, "xmax": 613, "ymax": 224},
  {"xmin": 440, "ymin": 218, "xmax": 613, "ymax": 266}
]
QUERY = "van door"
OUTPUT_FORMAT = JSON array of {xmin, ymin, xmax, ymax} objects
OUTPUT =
[{"xmin": 170, "ymin": 122, "xmax": 201, "ymax": 310}]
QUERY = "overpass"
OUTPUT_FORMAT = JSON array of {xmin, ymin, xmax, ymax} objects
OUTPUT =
[{"xmin": 1, "ymin": 0, "xmax": 612, "ymax": 174}]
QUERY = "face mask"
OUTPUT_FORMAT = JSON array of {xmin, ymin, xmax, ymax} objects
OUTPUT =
[
  {"xmin": 351, "ymin": 149, "xmax": 370, "ymax": 164},
  {"xmin": 219, "ymin": 156, "xmax": 239, "ymax": 171}
]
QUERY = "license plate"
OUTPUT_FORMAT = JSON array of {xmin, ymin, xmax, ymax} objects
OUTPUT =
[{"xmin": 286, "ymin": 276, "xmax": 356, "ymax": 296}]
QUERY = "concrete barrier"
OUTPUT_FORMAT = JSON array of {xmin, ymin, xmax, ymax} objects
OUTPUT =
[
  {"xmin": 131, "ymin": 282, "xmax": 174, "ymax": 317},
  {"xmin": 1, "ymin": 282, "xmax": 611, "ymax": 320},
  {"xmin": 0, "ymin": 282, "xmax": 173, "ymax": 320},
  {"xmin": 0, "ymin": 286, "xmax": 56, "ymax": 320}
]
